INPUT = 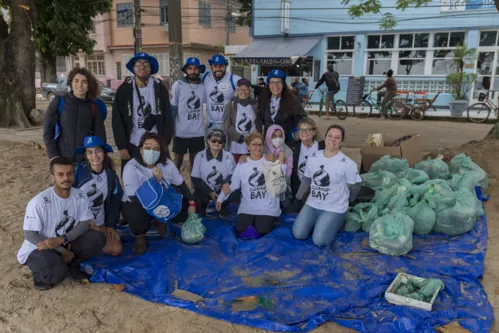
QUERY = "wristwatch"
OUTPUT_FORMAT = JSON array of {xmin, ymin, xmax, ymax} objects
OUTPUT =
[{"xmin": 61, "ymin": 234, "xmax": 69, "ymax": 246}]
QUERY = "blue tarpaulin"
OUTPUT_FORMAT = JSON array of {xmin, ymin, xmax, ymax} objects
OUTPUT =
[{"xmin": 82, "ymin": 212, "xmax": 493, "ymax": 333}]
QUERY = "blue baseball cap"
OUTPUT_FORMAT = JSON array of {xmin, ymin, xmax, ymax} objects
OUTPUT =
[
  {"xmin": 74, "ymin": 136, "xmax": 113, "ymax": 155},
  {"xmin": 266, "ymin": 69, "xmax": 287, "ymax": 84},
  {"xmin": 208, "ymin": 54, "xmax": 228, "ymax": 66},
  {"xmin": 182, "ymin": 57, "xmax": 206, "ymax": 73},
  {"xmin": 126, "ymin": 52, "xmax": 160, "ymax": 75}
]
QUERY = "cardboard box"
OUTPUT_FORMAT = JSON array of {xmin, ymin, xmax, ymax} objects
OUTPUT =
[{"xmin": 361, "ymin": 134, "xmax": 422, "ymax": 172}]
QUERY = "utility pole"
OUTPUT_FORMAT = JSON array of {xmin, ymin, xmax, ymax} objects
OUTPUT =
[
  {"xmin": 133, "ymin": 0, "xmax": 142, "ymax": 54},
  {"xmin": 225, "ymin": 1, "xmax": 231, "ymax": 46},
  {"xmin": 168, "ymin": 0, "xmax": 183, "ymax": 83}
]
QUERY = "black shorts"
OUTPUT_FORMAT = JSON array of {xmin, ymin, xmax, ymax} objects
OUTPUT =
[{"xmin": 173, "ymin": 136, "xmax": 205, "ymax": 155}]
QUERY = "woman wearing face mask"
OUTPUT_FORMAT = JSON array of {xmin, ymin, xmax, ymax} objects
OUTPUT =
[
  {"xmin": 288, "ymin": 118, "xmax": 325, "ymax": 197},
  {"xmin": 259, "ymin": 69, "xmax": 306, "ymax": 143},
  {"xmin": 264, "ymin": 124, "xmax": 294, "ymax": 211},
  {"xmin": 292, "ymin": 125, "xmax": 362, "ymax": 247},
  {"xmin": 73, "ymin": 136, "xmax": 123, "ymax": 256},
  {"xmin": 223, "ymin": 78, "xmax": 262, "ymax": 163},
  {"xmin": 121, "ymin": 132, "xmax": 196, "ymax": 254},
  {"xmin": 216, "ymin": 132, "xmax": 285, "ymax": 238}
]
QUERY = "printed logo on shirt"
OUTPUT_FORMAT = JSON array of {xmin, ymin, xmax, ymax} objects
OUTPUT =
[
  {"xmin": 86, "ymin": 183, "xmax": 104, "ymax": 219},
  {"xmin": 187, "ymin": 91, "xmax": 201, "ymax": 120},
  {"xmin": 55, "ymin": 210, "xmax": 77, "ymax": 236},
  {"xmin": 237, "ymin": 113, "xmax": 253, "ymax": 135},
  {"xmin": 311, "ymin": 165, "xmax": 330, "ymax": 200},
  {"xmin": 137, "ymin": 95, "xmax": 153, "ymax": 129},
  {"xmin": 270, "ymin": 105, "xmax": 277, "ymax": 119},
  {"xmin": 207, "ymin": 166, "xmax": 224, "ymax": 192},
  {"xmin": 248, "ymin": 167, "xmax": 266, "ymax": 199},
  {"xmin": 299, "ymin": 156, "xmax": 308, "ymax": 175},
  {"xmin": 77, "ymin": 193, "xmax": 85, "ymax": 199},
  {"xmin": 209, "ymin": 86, "xmax": 225, "ymax": 114},
  {"xmin": 43, "ymin": 196, "xmax": 51, "ymax": 204}
]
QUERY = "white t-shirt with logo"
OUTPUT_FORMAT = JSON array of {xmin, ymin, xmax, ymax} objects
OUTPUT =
[
  {"xmin": 231, "ymin": 104, "xmax": 256, "ymax": 154},
  {"xmin": 17, "ymin": 187, "xmax": 93, "ymax": 264},
  {"xmin": 122, "ymin": 158, "xmax": 184, "ymax": 201},
  {"xmin": 131, "ymin": 79, "xmax": 158, "ymax": 146},
  {"xmin": 298, "ymin": 141, "xmax": 319, "ymax": 181},
  {"xmin": 191, "ymin": 149, "xmax": 236, "ymax": 193},
  {"xmin": 304, "ymin": 150, "xmax": 361, "ymax": 213},
  {"xmin": 204, "ymin": 71, "xmax": 242, "ymax": 124},
  {"xmin": 78, "ymin": 171, "xmax": 108, "ymax": 226},
  {"xmin": 171, "ymin": 80, "xmax": 206, "ymax": 138},
  {"xmin": 218, "ymin": 157, "xmax": 281, "ymax": 217}
]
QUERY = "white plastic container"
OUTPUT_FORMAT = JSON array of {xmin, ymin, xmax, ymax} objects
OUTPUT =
[{"xmin": 385, "ymin": 273, "xmax": 441, "ymax": 311}]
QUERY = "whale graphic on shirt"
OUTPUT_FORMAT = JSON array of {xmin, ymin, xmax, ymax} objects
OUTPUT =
[{"xmin": 312, "ymin": 165, "xmax": 330, "ymax": 187}]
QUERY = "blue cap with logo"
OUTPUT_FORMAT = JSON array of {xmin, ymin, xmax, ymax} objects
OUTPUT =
[
  {"xmin": 208, "ymin": 54, "xmax": 229, "ymax": 66},
  {"xmin": 126, "ymin": 52, "xmax": 160, "ymax": 75},
  {"xmin": 182, "ymin": 57, "xmax": 206, "ymax": 73},
  {"xmin": 74, "ymin": 136, "xmax": 113, "ymax": 155},
  {"xmin": 266, "ymin": 68, "xmax": 287, "ymax": 84}
]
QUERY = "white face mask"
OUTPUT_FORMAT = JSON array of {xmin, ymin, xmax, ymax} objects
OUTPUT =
[
  {"xmin": 272, "ymin": 137, "xmax": 284, "ymax": 148},
  {"xmin": 142, "ymin": 149, "xmax": 160, "ymax": 165}
]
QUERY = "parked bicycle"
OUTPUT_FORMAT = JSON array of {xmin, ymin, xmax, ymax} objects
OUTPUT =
[
  {"xmin": 353, "ymin": 92, "xmax": 407, "ymax": 120},
  {"xmin": 302, "ymin": 90, "xmax": 315, "ymax": 109},
  {"xmin": 467, "ymin": 90, "xmax": 499, "ymax": 123},
  {"xmin": 408, "ymin": 91, "xmax": 441, "ymax": 120},
  {"xmin": 317, "ymin": 88, "xmax": 348, "ymax": 120}
]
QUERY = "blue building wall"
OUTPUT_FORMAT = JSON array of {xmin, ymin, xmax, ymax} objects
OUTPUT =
[{"xmin": 252, "ymin": 0, "xmax": 499, "ymax": 106}]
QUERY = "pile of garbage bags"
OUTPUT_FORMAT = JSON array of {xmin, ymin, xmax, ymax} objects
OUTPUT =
[{"xmin": 350, "ymin": 154, "xmax": 486, "ymax": 256}]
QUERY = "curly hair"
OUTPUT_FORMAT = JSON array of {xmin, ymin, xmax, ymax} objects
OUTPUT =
[
  {"xmin": 136, "ymin": 132, "xmax": 169, "ymax": 166},
  {"xmin": 245, "ymin": 131, "xmax": 264, "ymax": 146},
  {"xmin": 67, "ymin": 67, "xmax": 101, "ymax": 100}
]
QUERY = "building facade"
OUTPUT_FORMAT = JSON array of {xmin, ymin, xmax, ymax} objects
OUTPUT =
[{"xmin": 241, "ymin": 0, "xmax": 499, "ymax": 106}]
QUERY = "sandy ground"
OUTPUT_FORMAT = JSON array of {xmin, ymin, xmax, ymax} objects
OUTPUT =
[{"xmin": 0, "ymin": 115, "xmax": 498, "ymax": 332}]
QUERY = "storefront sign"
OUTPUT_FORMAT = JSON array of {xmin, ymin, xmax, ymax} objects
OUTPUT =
[
  {"xmin": 441, "ymin": 0, "xmax": 497, "ymax": 12},
  {"xmin": 233, "ymin": 58, "xmax": 295, "ymax": 66},
  {"xmin": 281, "ymin": 0, "xmax": 291, "ymax": 34}
]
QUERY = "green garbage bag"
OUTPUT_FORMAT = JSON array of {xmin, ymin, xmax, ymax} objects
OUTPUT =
[
  {"xmin": 369, "ymin": 155, "xmax": 410, "ymax": 174},
  {"xmin": 352, "ymin": 203, "xmax": 379, "ymax": 232},
  {"xmin": 414, "ymin": 157, "xmax": 450, "ymax": 180},
  {"xmin": 450, "ymin": 173, "xmax": 476, "ymax": 193},
  {"xmin": 433, "ymin": 189, "xmax": 481, "ymax": 236},
  {"xmin": 344, "ymin": 212, "xmax": 362, "ymax": 232},
  {"xmin": 181, "ymin": 214, "xmax": 206, "ymax": 244},
  {"xmin": 399, "ymin": 168, "xmax": 430, "ymax": 185},
  {"xmin": 374, "ymin": 179, "xmax": 412, "ymax": 210},
  {"xmin": 422, "ymin": 182, "xmax": 456, "ymax": 212},
  {"xmin": 396, "ymin": 278, "xmax": 445, "ymax": 303},
  {"xmin": 361, "ymin": 170, "xmax": 397, "ymax": 190},
  {"xmin": 449, "ymin": 153, "xmax": 488, "ymax": 188},
  {"xmin": 406, "ymin": 199, "xmax": 436, "ymax": 235},
  {"xmin": 369, "ymin": 212, "xmax": 414, "ymax": 256}
]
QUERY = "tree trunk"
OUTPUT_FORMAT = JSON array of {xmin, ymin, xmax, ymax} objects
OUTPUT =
[
  {"xmin": 39, "ymin": 50, "xmax": 57, "ymax": 84},
  {"xmin": 0, "ymin": 0, "xmax": 37, "ymax": 128}
]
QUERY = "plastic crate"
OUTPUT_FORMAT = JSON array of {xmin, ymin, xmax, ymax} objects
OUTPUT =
[{"xmin": 384, "ymin": 273, "xmax": 441, "ymax": 311}]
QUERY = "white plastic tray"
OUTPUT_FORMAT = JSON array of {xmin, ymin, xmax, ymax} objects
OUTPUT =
[{"xmin": 385, "ymin": 273, "xmax": 441, "ymax": 311}]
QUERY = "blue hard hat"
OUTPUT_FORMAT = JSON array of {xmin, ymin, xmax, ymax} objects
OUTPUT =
[
  {"xmin": 266, "ymin": 69, "xmax": 287, "ymax": 84},
  {"xmin": 208, "ymin": 54, "xmax": 228, "ymax": 66},
  {"xmin": 74, "ymin": 136, "xmax": 113, "ymax": 155},
  {"xmin": 126, "ymin": 52, "xmax": 160, "ymax": 75},
  {"xmin": 182, "ymin": 57, "xmax": 206, "ymax": 73}
]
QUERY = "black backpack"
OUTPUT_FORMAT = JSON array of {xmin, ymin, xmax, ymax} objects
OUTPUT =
[{"xmin": 324, "ymin": 71, "xmax": 340, "ymax": 91}]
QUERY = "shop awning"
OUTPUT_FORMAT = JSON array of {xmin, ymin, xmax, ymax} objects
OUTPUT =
[{"xmin": 234, "ymin": 37, "xmax": 322, "ymax": 66}]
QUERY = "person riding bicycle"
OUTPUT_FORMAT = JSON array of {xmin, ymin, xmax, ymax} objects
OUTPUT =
[
  {"xmin": 314, "ymin": 64, "xmax": 340, "ymax": 120},
  {"xmin": 372, "ymin": 69, "xmax": 397, "ymax": 119}
]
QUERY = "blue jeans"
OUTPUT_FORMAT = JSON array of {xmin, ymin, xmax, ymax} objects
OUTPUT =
[{"xmin": 292, "ymin": 204, "xmax": 346, "ymax": 247}]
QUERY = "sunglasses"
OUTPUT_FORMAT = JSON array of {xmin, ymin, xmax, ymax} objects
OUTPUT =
[{"xmin": 210, "ymin": 138, "xmax": 224, "ymax": 144}]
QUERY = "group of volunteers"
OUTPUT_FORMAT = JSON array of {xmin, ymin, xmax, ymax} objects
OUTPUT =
[{"xmin": 18, "ymin": 52, "xmax": 362, "ymax": 291}]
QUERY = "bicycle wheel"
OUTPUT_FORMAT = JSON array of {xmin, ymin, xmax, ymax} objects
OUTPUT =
[
  {"xmin": 409, "ymin": 107, "xmax": 425, "ymax": 121},
  {"xmin": 353, "ymin": 100, "xmax": 372, "ymax": 119},
  {"xmin": 334, "ymin": 100, "xmax": 348, "ymax": 120},
  {"xmin": 387, "ymin": 102, "xmax": 407, "ymax": 120},
  {"xmin": 467, "ymin": 103, "xmax": 491, "ymax": 123}
]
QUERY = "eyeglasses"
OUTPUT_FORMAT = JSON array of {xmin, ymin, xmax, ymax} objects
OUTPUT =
[
  {"xmin": 210, "ymin": 138, "xmax": 224, "ymax": 144},
  {"xmin": 135, "ymin": 62, "xmax": 151, "ymax": 69},
  {"xmin": 85, "ymin": 148, "xmax": 103, "ymax": 156},
  {"xmin": 299, "ymin": 128, "xmax": 315, "ymax": 134},
  {"xmin": 143, "ymin": 147, "xmax": 161, "ymax": 152},
  {"xmin": 269, "ymin": 81, "xmax": 283, "ymax": 86},
  {"xmin": 250, "ymin": 143, "xmax": 263, "ymax": 147},
  {"xmin": 238, "ymin": 88, "xmax": 250, "ymax": 92}
]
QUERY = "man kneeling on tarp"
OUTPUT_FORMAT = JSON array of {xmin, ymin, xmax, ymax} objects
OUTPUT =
[{"xmin": 17, "ymin": 157, "xmax": 106, "ymax": 290}]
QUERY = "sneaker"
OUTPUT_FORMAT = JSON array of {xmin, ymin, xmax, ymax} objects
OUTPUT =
[
  {"xmin": 219, "ymin": 208, "xmax": 229, "ymax": 219},
  {"xmin": 68, "ymin": 266, "xmax": 89, "ymax": 283},
  {"xmin": 34, "ymin": 280, "xmax": 53, "ymax": 291}
]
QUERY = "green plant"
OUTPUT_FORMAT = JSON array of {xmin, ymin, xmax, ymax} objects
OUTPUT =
[{"xmin": 445, "ymin": 45, "xmax": 477, "ymax": 100}]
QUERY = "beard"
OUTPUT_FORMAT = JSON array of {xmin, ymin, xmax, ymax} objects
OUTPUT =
[
  {"xmin": 214, "ymin": 70, "xmax": 225, "ymax": 79},
  {"xmin": 188, "ymin": 73, "xmax": 199, "ymax": 82}
]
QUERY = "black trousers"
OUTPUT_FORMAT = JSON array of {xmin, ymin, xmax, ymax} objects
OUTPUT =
[
  {"xmin": 25, "ymin": 230, "xmax": 106, "ymax": 285},
  {"xmin": 236, "ymin": 213, "xmax": 278, "ymax": 236},
  {"xmin": 193, "ymin": 189, "xmax": 234, "ymax": 215}
]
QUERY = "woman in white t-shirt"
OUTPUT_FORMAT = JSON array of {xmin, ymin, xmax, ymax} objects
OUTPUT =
[
  {"xmin": 292, "ymin": 125, "xmax": 362, "ymax": 247},
  {"xmin": 223, "ymin": 78, "xmax": 262, "ymax": 163},
  {"xmin": 216, "ymin": 132, "xmax": 285, "ymax": 238},
  {"xmin": 122, "ymin": 132, "xmax": 196, "ymax": 254}
]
